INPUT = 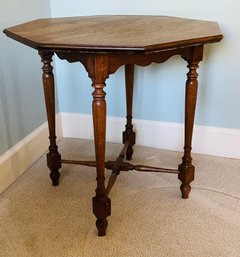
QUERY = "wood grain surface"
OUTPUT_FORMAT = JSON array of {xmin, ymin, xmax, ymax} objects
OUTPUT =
[{"xmin": 3, "ymin": 15, "xmax": 223, "ymax": 53}]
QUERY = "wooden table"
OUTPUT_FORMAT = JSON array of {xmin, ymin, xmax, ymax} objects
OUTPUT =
[{"xmin": 4, "ymin": 15, "xmax": 223, "ymax": 236}]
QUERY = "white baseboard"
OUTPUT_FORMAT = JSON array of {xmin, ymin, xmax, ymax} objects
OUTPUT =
[
  {"xmin": 61, "ymin": 112, "xmax": 240, "ymax": 159},
  {"xmin": 1, "ymin": 111, "xmax": 239, "ymax": 194},
  {"xmin": 0, "ymin": 114, "xmax": 63, "ymax": 194}
]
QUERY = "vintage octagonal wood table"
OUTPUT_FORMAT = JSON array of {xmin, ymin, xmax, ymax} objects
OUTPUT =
[{"xmin": 4, "ymin": 15, "xmax": 223, "ymax": 236}]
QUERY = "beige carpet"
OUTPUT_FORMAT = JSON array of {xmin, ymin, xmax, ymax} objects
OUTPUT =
[{"xmin": 0, "ymin": 138, "xmax": 240, "ymax": 257}]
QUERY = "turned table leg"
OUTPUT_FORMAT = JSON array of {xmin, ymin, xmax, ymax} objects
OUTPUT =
[
  {"xmin": 179, "ymin": 46, "xmax": 203, "ymax": 199},
  {"xmin": 89, "ymin": 56, "xmax": 111, "ymax": 236},
  {"xmin": 39, "ymin": 51, "xmax": 61, "ymax": 186},
  {"xmin": 122, "ymin": 64, "xmax": 136, "ymax": 160}
]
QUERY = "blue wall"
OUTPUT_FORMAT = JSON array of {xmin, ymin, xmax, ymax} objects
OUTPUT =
[
  {"xmin": 0, "ymin": 1, "xmax": 51, "ymax": 155},
  {"xmin": 51, "ymin": 0, "xmax": 240, "ymax": 129},
  {"xmin": 1, "ymin": 0, "xmax": 239, "ymax": 156}
]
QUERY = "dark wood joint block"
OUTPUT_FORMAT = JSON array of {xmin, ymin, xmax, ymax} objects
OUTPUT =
[
  {"xmin": 122, "ymin": 131, "xmax": 136, "ymax": 160},
  {"xmin": 178, "ymin": 163, "xmax": 195, "ymax": 184},
  {"xmin": 122, "ymin": 130, "xmax": 136, "ymax": 146},
  {"xmin": 47, "ymin": 152, "xmax": 62, "ymax": 171},
  {"xmin": 92, "ymin": 196, "xmax": 111, "ymax": 220}
]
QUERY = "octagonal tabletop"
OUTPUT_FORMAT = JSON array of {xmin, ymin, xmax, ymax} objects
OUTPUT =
[{"xmin": 3, "ymin": 15, "xmax": 223, "ymax": 53}]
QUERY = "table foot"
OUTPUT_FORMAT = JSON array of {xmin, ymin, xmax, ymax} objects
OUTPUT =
[
  {"xmin": 47, "ymin": 151, "xmax": 61, "ymax": 186},
  {"xmin": 180, "ymin": 184, "xmax": 191, "ymax": 199},
  {"xmin": 178, "ymin": 162, "xmax": 194, "ymax": 199},
  {"xmin": 126, "ymin": 149, "xmax": 133, "ymax": 161},
  {"xmin": 50, "ymin": 170, "xmax": 60, "ymax": 186},
  {"xmin": 96, "ymin": 219, "xmax": 108, "ymax": 236}
]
